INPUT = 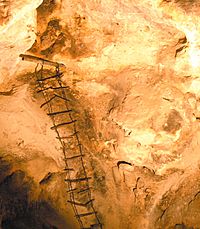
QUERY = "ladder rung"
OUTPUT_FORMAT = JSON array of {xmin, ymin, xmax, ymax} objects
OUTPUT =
[
  {"xmin": 67, "ymin": 188, "xmax": 77, "ymax": 193},
  {"xmin": 65, "ymin": 154, "xmax": 84, "ymax": 160},
  {"xmin": 37, "ymin": 87, "xmax": 52, "ymax": 93},
  {"xmin": 40, "ymin": 95, "xmax": 57, "ymax": 108},
  {"xmin": 75, "ymin": 211, "xmax": 97, "ymax": 218},
  {"xmin": 47, "ymin": 109, "xmax": 73, "ymax": 116},
  {"xmin": 52, "ymin": 86, "xmax": 69, "ymax": 90},
  {"xmin": 85, "ymin": 199, "xmax": 95, "ymax": 205},
  {"xmin": 54, "ymin": 93, "xmax": 70, "ymax": 102},
  {"xmin": 67, "ymin": 187, "xmax": 91, "ymax": 194},
  {"xmin": 40, "ymin": 94, "xmax": 70, "ymax": 106},
  {"xmin": 65, "ymin": 177, "xmax": 91, "ymax": 182},
  {"xmin": 37, "ymin": 72, "xmax": 63, "ymax": 81},
  {"xmin": 37, "ymin": 86, "xmax": 69, "ymax": 93},
  {"xmin": 78, "ymin": 188, "xmax": 90, "ymax": 194},
  {"xmin": 68, "ymin": 200, "xmax": 85, "ymax": 206},
  {"xmin": 63, "ymin": 168, "xmax": 74, "ymax": 171},
  {"xmin": 78, "ymin": 187, "xmax": 92, "ymax": 194},
  {"xmin": 67, "ymin": 199, "xmax": 94, "ymax": 207},
  {"xmin": 51, "ymin": 120, "xmax": 77, "ymax": 129},
  {"xmin": 56, "ymin": 131, "xmax": 79, "ymax": 139}
]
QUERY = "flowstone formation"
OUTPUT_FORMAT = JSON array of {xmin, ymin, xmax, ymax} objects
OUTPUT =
[{"xmin": 1, "ymin": 0, "xmax": 200, "ymax": 228}]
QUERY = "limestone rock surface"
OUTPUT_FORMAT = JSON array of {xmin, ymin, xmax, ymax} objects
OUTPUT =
[{"xmin": 1, "ymin": 0, "xmax": 200, "ymax": 229}]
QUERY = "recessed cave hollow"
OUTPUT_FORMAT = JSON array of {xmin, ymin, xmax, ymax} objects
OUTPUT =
[{"xmin": 1, "ymin": 0, "xmax": 200, "ymax": 229}]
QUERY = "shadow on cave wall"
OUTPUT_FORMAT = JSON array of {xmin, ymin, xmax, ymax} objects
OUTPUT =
[
  {"xmin": 174, "ymin": 224, "xmax": 196, "ymax": 229},
  {"xmin": 0, "ymin": 157, "xmax": 70, "ymax": 229}
]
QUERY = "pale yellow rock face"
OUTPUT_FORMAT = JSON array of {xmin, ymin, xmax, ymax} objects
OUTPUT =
[
  {"xmin": 1, "ymin": 0, "xmax": 200, "ymax": 229},
  {"xmin": 0, "ymin": 0, "xmax": 43, "ymax": 83}
]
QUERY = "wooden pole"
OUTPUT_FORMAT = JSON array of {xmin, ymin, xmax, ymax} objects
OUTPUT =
[{"xmin": 19, "ymin": 54, "xmax": 65, "ymax": 68}]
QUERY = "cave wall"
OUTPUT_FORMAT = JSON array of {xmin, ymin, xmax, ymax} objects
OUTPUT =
[{"xmin": 1, "ymin": 0, "xmax": 200, "ymax": 228}]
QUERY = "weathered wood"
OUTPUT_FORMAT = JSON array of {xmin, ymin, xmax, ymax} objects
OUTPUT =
[
  {"xmin": 75, "ymin": 211, "xmax": 97, "ymax": 218},
  {"xmin": 40, "ymin": 95, "xmax": 57, "ymax": 108},
  {"xmin": 66, "ymin": 188, "xmax": 77, "ymax": 193},
  {"xmin": 51, "ymin": 120, "xmax": 77, "ymax": 130},
  {"xmin": 37, "ymin": 86, "xmax": 69, "ymax": 93},
  {"xmin": 63, "ymin": 168, "xmax": 74, "ymax": 171},
  {"xmin": 65, "ymin": 154, "xmax": 84, "ymax": 160},
  {"xmin": 19, "ymin": 54, "xmax": 65, "ymax": 68},
  {"xmin": 47, "ymin": 109, "xmax": 73, "ymax": 116},
  {"xmin": 36, "ymin": 72, "xmax": 63, "ymax": 81},
  {"xmin": 78, "ymin": 188, "xmax": 91, "ymax": 194},
  {"xmin": 56, "ymin": 131, "xmax": 79, "ymax": 139},
  {"xmin": 65, "ymin": 177, "xmax": 91, "ymax": 182},
  {"xmin": 67, "ymin": 199, "xmax": 94, "ymax": 207}
]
